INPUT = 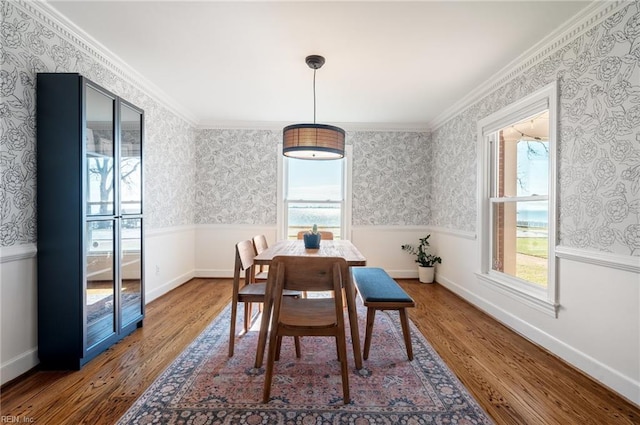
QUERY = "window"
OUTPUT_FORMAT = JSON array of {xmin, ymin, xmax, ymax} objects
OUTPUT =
[
  {"xmin": 277, "ymin": 145, "xmax": 352, "ymax": 240},
  {"xmin": 477, "ymin": 83, "xmax": 558, "ymax": 316}
]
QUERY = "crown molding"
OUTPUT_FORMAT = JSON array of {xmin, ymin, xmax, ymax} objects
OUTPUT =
[
  {"xmin": 25, "ymin": 0, "xmax": 197, "ymax": 125},
  {"xmin": 198, "ymin": 120, "xmax": 429, "ymax": 133},
  {"xmin": 428, "ymin": 0, "xmax": 626, "ymax": 131}
]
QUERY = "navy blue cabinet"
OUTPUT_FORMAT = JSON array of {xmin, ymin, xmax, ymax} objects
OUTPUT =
[{"xmin": 36, "ymin": 73, "xmax": 144, "ymax": 369}]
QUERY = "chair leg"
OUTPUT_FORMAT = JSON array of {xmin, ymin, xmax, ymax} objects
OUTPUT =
[
  {"xmin": 262, "ymin": 327, "xmax": 280, "ymax": 403},
  {"xmin": 275, "ymin": 336, "xmax": 283, "ymax": 361},
  {"xmin": 229, "ymin": 300, "xmax": 238, "ymax": 357},
  {"xmin": 336, "ymin": 328, "xmax": 350, "ymax": 404},
  {"xmin": 399, "ymin": 308, "xmax": 414, "ymax": 361},
  {"xmin": 294, "ymin": 336, "xmax": 301, "ymax": 358},
  {"xmin": 363, "ymin": 308, "xmax": 376, "ymax": 360},
  {"xmin": 243, "ymin": 302, "xmax": 251, "ymax": 334}
]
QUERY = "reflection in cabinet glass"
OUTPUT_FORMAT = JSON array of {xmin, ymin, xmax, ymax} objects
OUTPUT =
[
  {"xmin": 121, "ymin": 217, "xmax": 143, "ymax": 327},
  {"xmin": 121, "ymin": 104, "xmax": 142, "ymax": 215},
  {"xmin": 86, "ymin": 220, "xmax": 116, "ymax": 348},
  {"xmin": 86, "ymin": 85, "xmax": 115, "ymax": 216},
  {"xmin": 37, "ymin": 73, "xmax": 144, "ymax": 369}
]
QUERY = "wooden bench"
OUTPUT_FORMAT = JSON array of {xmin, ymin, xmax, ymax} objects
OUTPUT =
[{"xmin": 351, "ymin": 267, "xmax": 415, "ymax": 361}]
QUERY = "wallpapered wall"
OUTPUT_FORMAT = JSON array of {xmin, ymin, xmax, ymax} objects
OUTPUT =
[
  {"xmin": 431, "ymin": 1, "xmax": 640, "ymax": 256},
  {"xmin": 8, "ymin": 0, "xmax": 637, "ymax": 256},
  {"xmin": 195, "ymin": 129, "xmax": 279, "ymax": 225},
  {"xmin": 0, "ymin": 0, "xmax": 196, "ymax": 247},
  {"xmin": 194, "ymin": 129, "xmax": 431, "ymax": 226},
  {"xmin": 0, "ymin": 0, "xmax": 430, "ymax": 248},
  {"xmin": 351, "ymin": 131, "xmax": 431, "ymax": 225}
]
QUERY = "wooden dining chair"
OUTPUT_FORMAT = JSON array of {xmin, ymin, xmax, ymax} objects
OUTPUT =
[
  {"xmin": 253, "ymin": 234, "xmax": 269, "ymax": 254},
  {"xmin": 296, "ymin": 230, "xmax": 334, "ymax": 240},
  {"xmin": 229, "ymin": 240, "xmax": 300, "ymax": 358},
  {"xmin": 252, "ymin": 234, "xmax": 269, "ymax": 275},
  {"xmin": 262, "ymin": 255, "xmax": 350, "ymax": 404}
]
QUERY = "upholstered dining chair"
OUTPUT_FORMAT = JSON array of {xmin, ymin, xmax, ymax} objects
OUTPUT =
[
  {"xmin": 296, "ymin": 230, "xmax": 334, "ymax": 240},
  {"xmin": 262, "ymin": 255, "xmax": 350, "ymax": 404},
  {"xmin": 229, "ymin": 240, "xmax": 301, "ymax": 358}
]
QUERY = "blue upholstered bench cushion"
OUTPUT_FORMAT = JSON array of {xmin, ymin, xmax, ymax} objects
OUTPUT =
[{"xmin": 351, "ymin": 267, "xmax": 413, "ymax": 303}]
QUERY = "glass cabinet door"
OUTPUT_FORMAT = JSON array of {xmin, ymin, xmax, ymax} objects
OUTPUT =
[
  {"xmin": 85, "ymin": 220, "xmax": 117, "ymax": 348},
  {"xmin": 86, "ymin": 85, "xmax": 115, "ymax": 216},
  {"xmin": 120, "ymin": 218, "xmax": 143, "ymax": 326},
  {"xmin": 120, "ymin": 103, "xmax": 142, "ymax": 215}
]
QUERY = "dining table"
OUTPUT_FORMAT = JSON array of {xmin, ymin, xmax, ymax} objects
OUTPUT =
[{"xmin": 253, "ymin": 239, "xmax": 367, "ymax": 370}]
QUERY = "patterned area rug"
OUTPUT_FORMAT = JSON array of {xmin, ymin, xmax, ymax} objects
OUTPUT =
[{"xmin": 117, "ymin": 300, "xmax": 494, "ymax": 424}]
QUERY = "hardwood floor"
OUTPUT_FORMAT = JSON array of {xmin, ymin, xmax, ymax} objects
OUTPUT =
[{"xmin": 1, "ymin": 278, "xmax": 638, "ymax": 424}]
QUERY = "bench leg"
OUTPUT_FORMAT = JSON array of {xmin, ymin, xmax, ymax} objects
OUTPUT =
[
  {"xmin": 399, "ymin": 308, "xmax": 413, "ymax": 361},
  {"xmin": 363, "ymin": 307, "xmax": 376, "ymax": 360}
]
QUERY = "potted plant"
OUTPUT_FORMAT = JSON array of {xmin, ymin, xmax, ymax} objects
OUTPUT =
[
  {"xmin": 303, "ymin": 224, "xmax": 322, "ymax": 249},
  {"xmin": 401, "ymin": 235, "xmax": 442, "ymax": 283}
]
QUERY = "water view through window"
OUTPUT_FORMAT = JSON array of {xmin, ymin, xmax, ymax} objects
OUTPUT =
[
  {"xmin": 492, "ymin": 110, "xmax": 550, "ymax": 287},
  {"xmin": 286, "ymin": 157, "xmax": 344, "ymax": 239}
]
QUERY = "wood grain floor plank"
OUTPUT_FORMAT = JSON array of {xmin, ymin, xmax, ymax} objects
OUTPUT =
[
  {"xmin": 1, "ymin": 278, "xmax": 638, "ymax": 425},
  {"xmin": 397, "ymin": 279, "xmax": 639, "ymax": 425}
]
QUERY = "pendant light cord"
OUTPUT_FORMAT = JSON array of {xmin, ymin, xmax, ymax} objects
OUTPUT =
[
  {"xmin": 313, "ymin": 68, "xmax": 317, "ymax": 124},
  {"xmin": 313, "ymin": 68, "xmax": 316, "ymax": 124}
]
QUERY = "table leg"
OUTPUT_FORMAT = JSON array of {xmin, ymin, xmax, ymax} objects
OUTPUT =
[{"xmin": 344, "ymin": 269, "xmax": 363, "ymax": 370}]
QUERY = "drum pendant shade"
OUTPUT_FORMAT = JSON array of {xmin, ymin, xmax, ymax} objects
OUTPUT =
[
  {"xmin": 283, "ymin": 123, "xmax": 345, "ymax": 159},
  {"xmin": 282, "ymin": 55, "xmax": 345, "ymax": 160}
]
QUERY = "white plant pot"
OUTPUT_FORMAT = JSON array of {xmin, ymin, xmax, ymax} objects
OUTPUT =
[{"xmin": 418, "ymin": 266, "xmax": 435, "ymax": 284}]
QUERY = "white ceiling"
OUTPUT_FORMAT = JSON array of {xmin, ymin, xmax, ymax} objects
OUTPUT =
[{"xmin": 47, "ymin": 1, "xmax": 592, "ymax": 129}]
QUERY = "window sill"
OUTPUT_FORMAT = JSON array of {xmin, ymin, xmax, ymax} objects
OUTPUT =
[{"xmin": 475, "ymin": 272, "xmax": 558, "ymax": 317}]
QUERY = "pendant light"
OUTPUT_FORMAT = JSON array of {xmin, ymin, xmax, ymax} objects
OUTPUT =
[{"xmin": 282, "ymin": 55, "xmax": 345, "ymax": 160}]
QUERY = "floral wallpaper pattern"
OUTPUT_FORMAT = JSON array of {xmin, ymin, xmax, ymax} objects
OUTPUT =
[
  {"xmin": 195, "ymin": 129, "xmax": 279, "ymax": 224},
  {"xmin": 0, "ymin": 0, "xmax": 196, "ymax": 247},
  {"xmin": 3, "ymin": 0, "xmax": 637, "ymax": 258},
  {"xmin": 351, "ymin": 131, "xmax": 431, "ymax": 226},
  {"xmin": 431, "ymin": 1, "xmax": 640, "ymax": 256},
  {"xmin": 194, "ymin": 129, "xmax": 430, "ymax": 226}
]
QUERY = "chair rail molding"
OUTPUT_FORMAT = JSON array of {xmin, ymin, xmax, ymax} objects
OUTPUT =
[
  {"xmin": 426, "ymin": 226, "xmax": 476, "ymax": 241},
  {"xmin": 350, "ymin": 225, "xmax": 475, "ymax": 240},
  {"xmin": 146, "ymin": 224, "xmax": 197, "ymax": 238},
  {"xmin": 555, "ymin": 246, "xmax": 640, "ymax": 274},
  {"xmin": 0, "ymin": 244, "xmax": 37, "ymax": 263}
]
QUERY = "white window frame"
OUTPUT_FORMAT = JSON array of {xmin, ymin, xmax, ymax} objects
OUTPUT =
[
  {"xmin": 476, "ymin": 82, "xmax": 559, "ymax": 317},
  {"xmin": 276, "ymin": 144, "xmax": 353, "ymax": 241}
]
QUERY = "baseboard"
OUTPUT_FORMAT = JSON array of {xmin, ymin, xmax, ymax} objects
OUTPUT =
[
  {"xmin": 436, "ymin": 273, "xmax": 640, "ymax": 406},
  {"xmin": 194, "ymin": 268, "xmax": 421, "ymax": 280},
  {"xmin": 194, "ymin": 269, "xmax": 233, "ymax": 278},
  {"xmin": 0, "ymin": 348, "xmax": 38, "ymax": 386},
  {"xmin": 385, "ymin": 269, "xmax": 419, "ymax": 279},
  {"xmin": 146, "ymin": 270, "xmax": 195, "ymax": 303}
]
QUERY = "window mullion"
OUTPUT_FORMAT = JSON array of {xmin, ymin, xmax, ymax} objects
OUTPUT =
[{"xmin": 490, "ymin": 195, "xmax": 549, "ymax": 203}]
